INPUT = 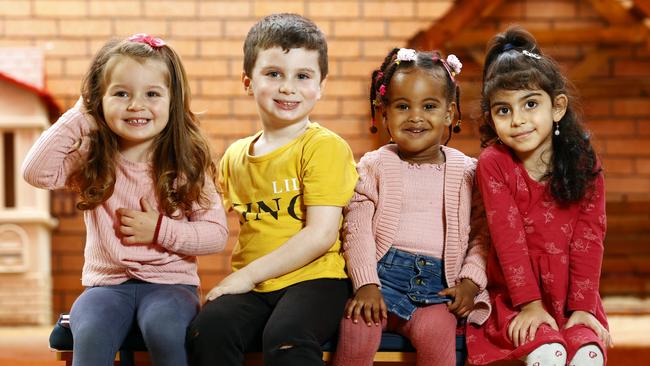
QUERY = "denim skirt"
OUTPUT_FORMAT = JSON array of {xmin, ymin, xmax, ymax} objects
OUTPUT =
[{"xmin": 378, "ymin": 247, "xmax": 450, "ymax": 320}]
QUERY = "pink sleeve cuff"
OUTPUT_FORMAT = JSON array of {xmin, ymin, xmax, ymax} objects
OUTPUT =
[
  {"xmin": 458, "ymin": 263, "xmax": 488, "ymax": 291},
  {"xmin": 348, "ymin": 265, "xmax": 381, "ymax": 292}
]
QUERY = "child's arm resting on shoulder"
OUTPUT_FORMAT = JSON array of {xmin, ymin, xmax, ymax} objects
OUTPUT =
[
  {"xmin": 476, "ymin": 151, "xmax": 542, "ymax": 307},
  {"xmin": 206, "ymin": 204, "xmax": 342, "ymax": 300},
  {"xmin": 22, "ymin": 97, "xmax": 94, "ymax": 190}
]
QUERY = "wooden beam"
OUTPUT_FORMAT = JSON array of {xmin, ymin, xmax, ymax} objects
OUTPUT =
[
  {"xmin": 447, "ymin": 25, "xmax": 649, "ymax": 48},
  {"xmin": 459, "ymin": 78, "xmax": 650, "ymax": 102},
  {"xmin": 568, "ymin": 49, "xmax": 615, "ymax": 81},
  {"xmin": 587, "ymin": 0, "xmax": 638, "ymax": 24},
  {"xmin": 573, "ymin": 78, "xmax": 650, "ymax": 98},
  {"xmin": 569, "ymin": 47, "xmax": 636, "ymax": 81},
  {"xmin": 408, "ymin": 0, "xmax": 504, "ymax": 50},
  {"xmin": 632, "ymin": 0, "xmax": 650, "ymax": 18}
]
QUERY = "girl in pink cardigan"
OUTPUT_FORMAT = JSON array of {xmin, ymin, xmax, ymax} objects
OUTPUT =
[
  {"xmin": 22, "ymin": 35, "xmax": 228, "ymax": 366},
  {"xmin": 332, "ymin": 48, "xmax": 490, "ymax": 366}
]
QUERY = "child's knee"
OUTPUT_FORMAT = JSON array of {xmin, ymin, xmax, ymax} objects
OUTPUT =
[
  {"xmin": 568, "ymin": 344, "xmax": 603, "ymax": 366},
  {"xmin": 524, "ymin": 342, "xmax": 567, "ymax": 366}
]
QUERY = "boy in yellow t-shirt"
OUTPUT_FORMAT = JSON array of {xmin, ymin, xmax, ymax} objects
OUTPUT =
[{"xmin": 187, "ymin": 13, "xmax": 358, "ymax": 366}]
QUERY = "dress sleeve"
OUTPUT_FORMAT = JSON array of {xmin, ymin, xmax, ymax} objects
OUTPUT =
[
  {"xmin": 21, "ymin": 101, "xmax": 92, "ymax": 190},
  {"xmin": 567, "ymin": 172, "xmax": 606, "ymax": 314},
  {"xmin": 476, "ymin": 149, "xmax": 541, "ymax": 307},
  {"xmin": 156, "ymin": 178, "xmax": 229, "ymax": 256},
  {"xmin": 343, "ymin": 153, "xmax": 381, "ymax": 291}
]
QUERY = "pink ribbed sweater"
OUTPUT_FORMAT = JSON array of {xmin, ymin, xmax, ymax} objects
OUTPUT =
[
  {"xmin": 343, "ymin": 144, "xmax": 492, "ymax": 325},
  {"xmin": 22, "ymin": 106, "xmax": 229, "ymax": 287}
]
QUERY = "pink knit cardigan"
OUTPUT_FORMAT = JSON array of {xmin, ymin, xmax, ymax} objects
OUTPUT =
[{"xmin": 343, "ymin": 144, "xmax": 491, "ymax": 325}]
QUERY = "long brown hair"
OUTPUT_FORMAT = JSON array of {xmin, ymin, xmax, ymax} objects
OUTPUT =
[
  {"xmin": 67, "ymin": 38, "xmax": 216, "ymax": 216},
  {"xmin": 480, "ymin": 26, "xmax": 599, "ymax": 205}
]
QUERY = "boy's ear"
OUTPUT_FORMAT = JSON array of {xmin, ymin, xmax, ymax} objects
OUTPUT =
[
  {"xmin": 316, "ymin": 77, "xmax": 327, "ymax": 100},
  {"xmin": 241, "ymin": 72, "xmax": 253, "ymax": 96},
  {"xmin": 552, "ymin": 93, "xmax": 568, "ymax": 122}
]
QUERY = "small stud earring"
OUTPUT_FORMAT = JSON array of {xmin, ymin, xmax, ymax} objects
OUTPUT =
[{"xmin": 554, "ymin": 122, "xmax": 560, "ymax": 136}]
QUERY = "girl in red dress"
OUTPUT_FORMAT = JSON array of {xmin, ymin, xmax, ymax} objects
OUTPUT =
[{"xmin": 466, "ymin": 27, "xmax": 613, "ymax": 366}]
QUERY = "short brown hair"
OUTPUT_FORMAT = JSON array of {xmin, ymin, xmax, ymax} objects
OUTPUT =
[{"xmin": 243, "ymin": 13, "xmax": 328, "ymax": 80}]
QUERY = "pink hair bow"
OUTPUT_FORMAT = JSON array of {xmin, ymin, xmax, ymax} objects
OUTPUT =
[{"xmin": 128, "ymin": 33, "xmax": 166, "ymax": 48}]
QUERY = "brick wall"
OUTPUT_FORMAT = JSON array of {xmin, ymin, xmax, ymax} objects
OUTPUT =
[{"xmin": 1, "ymin": 0, "xmax": 648, "ymax": 320}]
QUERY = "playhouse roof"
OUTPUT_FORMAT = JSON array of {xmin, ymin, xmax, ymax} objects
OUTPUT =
[{"xmin": 0, "ymin": 48, "xmax": 60, "ymax": 122}]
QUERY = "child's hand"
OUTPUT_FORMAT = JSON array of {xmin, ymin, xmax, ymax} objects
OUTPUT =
[
  {"xmin": 117, "ymin": 197, "xmax": 159, "ymax": 245},
  {"xmin": 74, "ymin": 96, "xmax": 98, "ymax": 131},
  {"xmin": 508, "ymin": 300, "xmax": 559, "ymax": 347},
  {"xmin": 565, "ymin": 310, "xmax": 613, "ymax": 348},
  {"xmin": 345, "ymin": 284, "xmax": 387, "ymax": 326},
  {"xmin": 439, "ymin": 278, "xmax": 479, "ymax": 318},
  {"xmin": 205, "ymin": 270, "xmax": 256, "ymax": 301}
]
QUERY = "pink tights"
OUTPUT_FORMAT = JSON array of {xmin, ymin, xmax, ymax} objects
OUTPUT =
[{"xmin": 332, "ymin": 303, "xmax": 457, "ymax": 366}]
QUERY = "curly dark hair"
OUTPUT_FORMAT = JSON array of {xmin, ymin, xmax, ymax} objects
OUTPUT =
[
  {"xmin": 480, "ymin": 26, "xmax": 600, "ymax": 205},
  {"xmin": 369, "ymin": 48, "xmax": 462, "ymax": 144},
  {"xmin": 67, "ymin": 38, "xmax": 216, "ymax": 217}
]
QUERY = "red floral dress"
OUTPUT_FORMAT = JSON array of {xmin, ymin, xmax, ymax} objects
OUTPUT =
[{"xmin": 466, "ymin": 145, "xmax": 608, "ymax": 365}]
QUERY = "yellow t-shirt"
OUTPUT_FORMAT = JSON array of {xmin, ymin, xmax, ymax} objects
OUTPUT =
[{"xmin": 219, "ymin": 123, "xmax": 358, "ymax": 292}]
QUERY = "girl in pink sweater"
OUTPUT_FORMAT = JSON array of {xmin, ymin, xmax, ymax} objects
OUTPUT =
[
  {"xmin": 332, "ymin": 48, "xmax": 490, "ymax": 366},
  {"xmin": 22, "ymin": 34, "xmax": 228, "ymax": 366}
]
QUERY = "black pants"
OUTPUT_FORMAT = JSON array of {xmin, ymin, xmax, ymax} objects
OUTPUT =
[{"xmin": 187, "ymin": 278, "xmax": 350, "ymax": 366}]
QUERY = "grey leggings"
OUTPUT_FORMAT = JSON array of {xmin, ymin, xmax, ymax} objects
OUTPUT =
[{"xmin": 69, "ymin": 279, "xmax": 199, "ymax": 366}]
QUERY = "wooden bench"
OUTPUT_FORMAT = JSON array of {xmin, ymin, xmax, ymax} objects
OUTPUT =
[{"xmin": 50, "ymin": 316, "xmax": 467, "ymax": 366}]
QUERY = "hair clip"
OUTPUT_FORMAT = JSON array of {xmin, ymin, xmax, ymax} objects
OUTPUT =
[
  {"xmin": 522, "ymin": 50, "xmax": 541, "ymax": 60},
  {"xmin": 128, "ymin": 33, "xmax": 166, "ymax": 48},
  {"xmin": 374, "ymin": 71, "xmax": 384, "ymax": 83},
  {"xmin": 446, "ymin": 54, "xmax": 462, "ymax": 76},
  {"xmin": 378, "ymin": 84, "xmax": 387, "ymax": 96},
  {"xmin": 503, "ymin": 43, "xmax": 514, "ymax": 52},
  {"xmin": 396, "ymin": 48, "xmax": 417, "ymax": 63}
]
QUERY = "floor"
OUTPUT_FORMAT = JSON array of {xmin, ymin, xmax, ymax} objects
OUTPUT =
[{"xmin": 1, "ymin": 314, "xmax": 649, "ymax": 365}]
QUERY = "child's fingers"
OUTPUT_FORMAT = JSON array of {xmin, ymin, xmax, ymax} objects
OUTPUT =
[
  {"xmin": 362, "ymin": 304, "xmax": 374, "ymax": 326},
  {"xmin": 120, "ymin": 225, "xmax": 135, "ymax": 236},
  {"xmin": 528, "ymin": 322, "xmax": 538, "ymax": 342},
  {"xmin": 205, "ymin": 287, "xmax": 224, "ymax": 301},
  {"xmin": 447, "ymin": 297, "xmax": 461, "ymax": 313},
  {"xmin": 140, "ymin": 198, "xmax": 155, "ymax": 212},
  {"xmin": 120, "ymin": 215, "xmax": 135, "ymax": 226},
  {"xmin": 344, "ymin": 301, "xmax": 355, "ymax": 318},
  {"xmin": 371, "ymin": 304, "xmax": 382, "ymax": 325},
  {"xmin": 438, "ymin": 288, "xmax": 452, "ymax": 297},
  {"xmin": 351, "ymin": 302, "xmax": 363, "ymax": 323},
  {"xmin": 117, "ymin": 208, "xmax": 136, "ymax": 218},
  {"xmin": 547, "ymin": 317, "xmax": 559, "ymax": 331}
]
